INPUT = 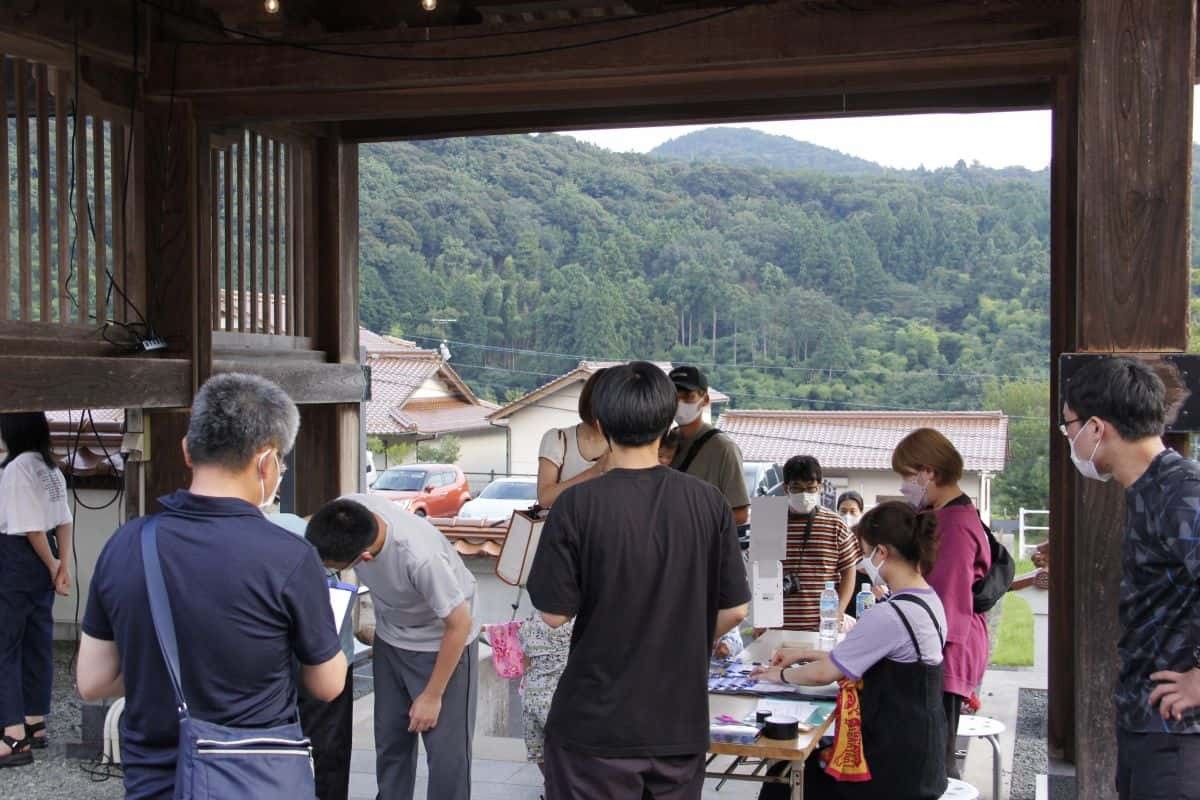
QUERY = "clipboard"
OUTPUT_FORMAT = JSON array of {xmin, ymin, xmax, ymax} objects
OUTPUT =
[
  {"xmin": 328, "ymin": 580, "xmax": 356, "ymax": 635},
  {"xmin": 495, "ymin": 508, "xmax": 547, "ymax": 587}
]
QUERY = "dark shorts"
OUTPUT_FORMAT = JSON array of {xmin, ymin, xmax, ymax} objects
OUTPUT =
[
  {"xmin": 1116, "ymin": 729, "xmax": 1200, "ymax": 800},
  {"xmin": 543, "ymin": 734, "xmax": 705, "ymax": 800}
]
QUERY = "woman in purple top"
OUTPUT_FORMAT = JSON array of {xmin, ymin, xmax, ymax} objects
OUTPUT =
[
  {"xmin": 751, "ymin": 501, "xmax": 948, "ymax": 799},
  {"xmin": 891, "ymin": 427, "xmax": 991, "ymax": 779}
]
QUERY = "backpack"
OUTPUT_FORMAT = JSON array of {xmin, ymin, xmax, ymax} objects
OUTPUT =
[{"xmin": 971, "ymin": 515, "xmax": 1015, "ymax": 614}]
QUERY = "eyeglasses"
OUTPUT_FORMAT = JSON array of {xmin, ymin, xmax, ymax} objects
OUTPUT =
[
  {"xmin": 785, "ymin": 483, "xmax": 821, "ymax": 494},
  {"xmin": 1058, "ymin": 417, "xmax": 1081, "ymax": 437}
]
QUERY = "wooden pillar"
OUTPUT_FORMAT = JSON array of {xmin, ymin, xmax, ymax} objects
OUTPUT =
[
  {"xmin": 1072, "ymin": 1, "xmax": 1195, "ymax": 795},
  {"xmin": 293, "ymin": 136, "xmax": 360, "ymax": 516},
  {"xmin": 1047, "ymin": 71, "xmax": 1078, "ymax": 765}
]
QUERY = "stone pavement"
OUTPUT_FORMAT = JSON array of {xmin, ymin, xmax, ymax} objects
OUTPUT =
[
  {"xmin": 348, "ymin": 691, "xmax": 760, "ymax": 799},
  {"xmin": 958, "ymin": 586, "xmax": 1049, "ymax": 800}
]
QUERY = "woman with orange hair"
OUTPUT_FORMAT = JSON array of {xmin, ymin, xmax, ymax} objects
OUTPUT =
[{"xmin": 891, "ymin": 427, "xmax": 990, "ymax": 779}]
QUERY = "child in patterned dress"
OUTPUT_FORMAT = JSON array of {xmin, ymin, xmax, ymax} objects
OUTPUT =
[{"xmin": 518, "ymin": 612, "xmax": 574, "ymax": 770}]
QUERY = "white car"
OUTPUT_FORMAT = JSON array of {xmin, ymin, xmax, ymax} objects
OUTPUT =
[{"xmin": 456, "ymin": 477, "xmax": 538, "ymax": 522}]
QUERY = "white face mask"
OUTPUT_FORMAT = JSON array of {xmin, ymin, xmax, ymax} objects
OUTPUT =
[
  {"xmin": 258, "ymin": 450, "xmax": 285, "ymax": 510},
  {"xmin": 674, "ymin": 401, "xmax": 703, "ymax": 427},
  {"xmin": 788, "ymin": 492, "xmax": 821, "ymax": 514},
  {"xmin": 858, "ymin": 546, "xmax": 886, "ymax": 587},
  {"xmin": 1069, "ymin": 422, "xmax": 1112, "ymax": 483},
  {"xmin": 841, "ymin": 512, "xmax": 861, "ymax": 528},
  {"xmin": 899, "ymin": 474, "xmax": 927, "ymax": 509}
]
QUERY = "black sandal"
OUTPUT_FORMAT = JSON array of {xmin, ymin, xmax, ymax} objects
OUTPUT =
[
  {"xmin": 24, "ymin": 721, "xmax": 47, "ymax": 750},
  {"xmin": 0, "ymin": 734, "xmax": 32, "ymax": 768}
]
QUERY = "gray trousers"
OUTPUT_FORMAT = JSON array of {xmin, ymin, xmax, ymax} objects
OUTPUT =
[{"xmin": 373, "ymin": 638, "xmax": 478, "ymax": 800}]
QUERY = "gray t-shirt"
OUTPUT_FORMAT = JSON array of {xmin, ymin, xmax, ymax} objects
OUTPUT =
[
  {"xmin": 671, "ymin": 423, "xmax": 750, "ymax": 510},
  {"xmin": 345, "ymin": 493, "xmax": 479, "ymax": 652}
]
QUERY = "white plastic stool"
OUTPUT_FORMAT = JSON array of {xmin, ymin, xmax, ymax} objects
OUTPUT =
[
  {"xmin": 957, "ymin": 714, "xmax": 1004, "ymax": 800},
  {"xmin": 941, "ymin": 778, "xmax": 981, "ymax": 799}
]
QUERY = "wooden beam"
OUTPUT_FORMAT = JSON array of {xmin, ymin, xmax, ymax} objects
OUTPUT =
[
  {"xmin": 35, "ymin": 64, "xmax": 51, "ymax": 323},
  {"xmin": 0, "ymin": 58, "xmax": 8, "ymax": 322},
  {"xmin": 148, "ymin": 0, "xmax": 1077, "ymax": 98},
  {"xmin": 0, "ymin": 355, "xmax": 191, "ymax": 412},
  {"xmin": 55, "ymin": 68, "xmax": 70, "ymax": 324},
  {"xmin": 1073, "ymin": 0, "xmax": 1195, "ymax": 796},
  {"xmin": 185, "ymin": 42, "xmax": 1072, "ymax": 125},
  {"xmin": 0, "ymin": 1, "xmax": 139, "ymax": 69},
  {"xmin": 16, "ymin": 59, "xmax": 32, "ymax": 322},
  {"xmin": 144, "ymin": 409, "xmax": 192, "ymax": 515},
  {"xmin": 76, "ymin": 106, "xmax": 90, "ymax": 325},
  {"xmin": 293, "ymin": 403, "xmax": 360, "ymax": 515},
  {"xmin": 211, "ymin": 359, "xmax": 366, "ymax": 404},
  {"xmin": 316, "ymin": 138, "xmax": 360, "ymax": 364},
  {"xmin": 93, "ymin": 116, "xmax": 108, "ymax": 325},
  {"xmin": 340, "ymin": 82, "xmax": 1054, "ymax": 142}
]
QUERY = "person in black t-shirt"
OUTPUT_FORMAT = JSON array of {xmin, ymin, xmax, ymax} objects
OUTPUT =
[{"xmin": 527, "ymin": 361, "xmax": 751, "ymax": 800}]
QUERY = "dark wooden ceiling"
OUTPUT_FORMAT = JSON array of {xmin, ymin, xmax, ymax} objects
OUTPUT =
[{"xmin": 194, "ymin": 0, "xmax": 704, "ymax": 30}]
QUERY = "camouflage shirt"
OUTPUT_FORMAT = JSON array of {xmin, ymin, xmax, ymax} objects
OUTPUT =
[{"xmin": 1118, "ymin": 449, "xmax": 1200, "ymax": 733}]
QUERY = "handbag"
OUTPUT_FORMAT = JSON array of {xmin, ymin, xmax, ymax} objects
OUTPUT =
[
  {"xmin": 140, "ymin": 515, "xmax": 317, "ymax": 800},
  {"xmin": 971, "ymin": 516, "xmax": 1015, "ymax": 614}
]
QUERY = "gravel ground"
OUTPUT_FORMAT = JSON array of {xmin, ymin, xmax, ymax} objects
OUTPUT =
[
  {"xmin": 0, "ymin": 642, "xmax": 123, "ymax": 800},
  {"xmin": 1010, "ymin": 688, "xmax": 1048, "ymax": 800}
]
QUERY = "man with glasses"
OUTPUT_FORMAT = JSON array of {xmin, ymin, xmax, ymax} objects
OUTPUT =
[
  {"xmin": 305, "ymin": 494, "xmax": 478, "ymax": 800},
  {"xmin": 75, "ymin": 373, "xmax": 347, "ymax": 800},
  {"xmin": 776, "ymin": 455, "xmax": 859, "ymax": 632},
  {"xmin": 1062, "ymin": 357, "xmax": 1200, "ymax": 800}
]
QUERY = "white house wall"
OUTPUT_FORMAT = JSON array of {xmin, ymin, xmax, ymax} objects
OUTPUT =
[
  {"xmin": 53, "ymin": 488, "xmax": 126, "ymax": 637},
  {"xmin": 455, "ymin": 428, "xmax": 510, "ymax": 492}
]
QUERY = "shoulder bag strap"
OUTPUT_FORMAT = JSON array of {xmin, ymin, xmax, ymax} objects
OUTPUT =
[
  {"xmin": 891, "ymin": 593, "xmax": 946, "ymax": 649},
  {"xmin": 140, "ymin": 515, "xmax": 189, "ymax": 713},
  {"xmin": 888, "ymin": 602, "xmax": 924, "ymax": 661},
  {"xmin": 677, "ymin": 428, "xmax": 720, "ymax": 473}
]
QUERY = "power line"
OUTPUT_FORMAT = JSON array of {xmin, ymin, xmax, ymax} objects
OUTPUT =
[{"xmin": 409, "ymin": 335, "xmax": 1050, "ymax": 384}]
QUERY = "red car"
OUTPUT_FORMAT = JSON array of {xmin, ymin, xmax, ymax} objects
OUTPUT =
[{"xmin": 369, "ymin": 463, "xmax": 471, "ymax": 517}]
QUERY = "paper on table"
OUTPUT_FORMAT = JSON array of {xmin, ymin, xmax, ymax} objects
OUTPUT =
[{"xmin": 329, "ymin": 584, "xmax": 355, "ymax": 635}]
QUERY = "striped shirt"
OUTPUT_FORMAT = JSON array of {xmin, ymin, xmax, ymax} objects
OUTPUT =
[{"xmin": 779, "ymin": 506, "xmax": 859, "ymax": 631}]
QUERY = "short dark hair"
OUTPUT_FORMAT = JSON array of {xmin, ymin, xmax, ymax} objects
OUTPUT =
[
  {"xmin": 590, "ymin": 362, "xmax": 676, "ymax": 447},
  {"xmin": 836, "ymin": 491, "xmax": 864, "ymax": 513},
  {"xmin": 782, "ymin": 455, "xmax": 822, "ymax": 485},
  {"xmin": 306, "ymin": 499, "xmax": 379, "ymax": 563},
  {"xmin": 578, "ymin": 368, "xmax": 609, "ymax": 427},
  {"xmin": 1064, "ymin": 357, "xmax": 1166, "ymax": 441},
  {"xmin": 858, "ymin": 501, "xmax": 940, "ymax": 575},
  {"xmin": 0, "ymin": 412, "xmax": 55, "ymax": 469}
]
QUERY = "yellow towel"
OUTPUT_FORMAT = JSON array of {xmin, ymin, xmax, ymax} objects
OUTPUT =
[{"xmin": 821, "ymin": 678, "xmax": 871, "ymax": 782}]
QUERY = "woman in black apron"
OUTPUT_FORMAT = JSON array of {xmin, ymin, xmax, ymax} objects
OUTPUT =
[{"xmin": 752, "ymin": 501, "xmax": 948, "ymax": 800}]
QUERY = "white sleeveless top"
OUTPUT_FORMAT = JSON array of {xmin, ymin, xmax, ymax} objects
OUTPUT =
[{"xmin": 537, "ymin": 425, "xmax": 598, "ymax": 482}]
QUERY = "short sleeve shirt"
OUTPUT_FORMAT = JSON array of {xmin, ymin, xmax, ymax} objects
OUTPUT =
[
  {"xmin": 526, "ymin": 466, "xmax": 751, "ymax": 757},
  {"xmin": 1117, "ymin": 449, "xmax": 1200, "ymax": 734},
  {"xmin": 344, "ymin": 493, "xmax": 479, "ymax": 652},
  {"xmin": 538, "ymin": 426, "xmax": 597, "ymax": 483},
  {"xmin": 830, "ymin": 589, "xmax": 946, "ymax": 681},
  {"xmin": 0, "ymin": 451, "xmax": 72, "ymax": 536},
  {"xmin": 779, "ymin": 507, "xmax": 860, "ymax": 631},
  {"xmin": 81, "ymin": 491, "xmax": 341, "ymax": 800},
  {"xmin": 671, "ymin": 423, "xmax": 751, "ymax": 510}
]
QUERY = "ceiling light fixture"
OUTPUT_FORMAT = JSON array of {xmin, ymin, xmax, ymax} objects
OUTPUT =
[
  {"xmin": 264, "ymin": 0, "xmax": 281, "ymax": 14},
  {"xmin": 421, "ymin": 0, "xmax": 437, "ymax": 11}
]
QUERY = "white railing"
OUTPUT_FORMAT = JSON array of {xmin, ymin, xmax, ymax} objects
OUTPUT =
[{"xmin": 1018, "ymin": 507, "xmax": 1050, "ymax": 558}]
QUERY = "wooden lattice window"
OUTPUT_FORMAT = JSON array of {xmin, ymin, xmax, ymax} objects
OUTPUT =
[
  {"xmin": 211, "ymin": 130, "xmax": 313, "ymax": 337},
  {"xmin": 1, "ymin": 53, "xmax": 139, "ymax": 328}
]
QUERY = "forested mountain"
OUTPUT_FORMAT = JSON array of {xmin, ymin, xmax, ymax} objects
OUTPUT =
[
  {"xmin": 650, "ymin": 127, "xmax": 885, "ymax": 175},
  {"xmin": 358, "ymin": 129, "xmax": 1063, "ymax": 511}
]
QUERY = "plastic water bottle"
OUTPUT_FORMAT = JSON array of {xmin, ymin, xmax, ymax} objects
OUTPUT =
[
  {"xmin": 819, "ymin": 581, "xmax": 839, "ymax": 651},
  {"xmin": 856, "ymin": 582, "xmax": 875, "ymax": 617}
]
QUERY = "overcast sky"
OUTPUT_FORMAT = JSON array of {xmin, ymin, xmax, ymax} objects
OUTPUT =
[{"xmin": 561, "ymin": 87, "xmax": 1200, "ymax": 171}]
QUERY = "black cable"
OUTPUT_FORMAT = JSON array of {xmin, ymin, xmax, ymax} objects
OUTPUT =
[{"xmin": 141, "ymin": 0, "xmax": 750, "ymax": 63}]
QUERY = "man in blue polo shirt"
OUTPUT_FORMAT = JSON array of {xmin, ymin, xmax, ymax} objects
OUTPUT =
[
  {"xmin": 1062, "ymin": 358, "xmax": 1200, "ymax": 799},
  {"xmin": 75, "ymin": 373, "xmax": 347, "ymax": 799}
]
